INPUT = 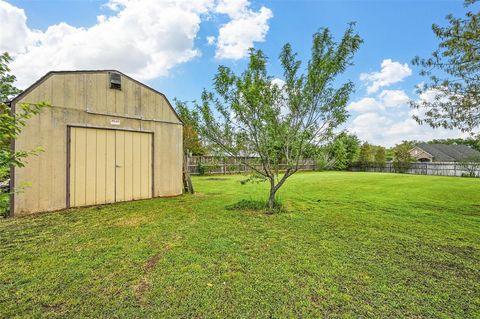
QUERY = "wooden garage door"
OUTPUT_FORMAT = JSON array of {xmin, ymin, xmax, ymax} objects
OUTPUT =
[{"xmin": 69, "ymin": 127, "xmax": 152, "ymax": 207}]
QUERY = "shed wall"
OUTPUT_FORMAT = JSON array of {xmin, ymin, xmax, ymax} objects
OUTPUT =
[{"xmin": 12, "ymin": 71, "xmax": 183, "ymax": 216}]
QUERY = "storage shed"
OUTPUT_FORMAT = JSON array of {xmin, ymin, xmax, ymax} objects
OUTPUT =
[{"xmin": 9, "ymin": 70, "xmax": 183, "ymax": 216}]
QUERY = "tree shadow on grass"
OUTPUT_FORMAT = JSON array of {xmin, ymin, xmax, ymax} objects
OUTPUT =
[{"xmin": 226, "ymin": 199, "xmax": 285, "ymax": 214}]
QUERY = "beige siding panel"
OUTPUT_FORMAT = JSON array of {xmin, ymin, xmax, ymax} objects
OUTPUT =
[
  {"xmin": 75, "ymin": 73, "xmax": 86, "ymax": 110},
  {"xmin": 106, "ymin": 74, "xmax": 116, "ymax": 115},
  {"xmin": 63, "ymin": 74, "xmax": 75, "ymax": 109},
  {"xmin": 37, "ymin": 112, "xmax": 50, "ymax": 210},
  {"xmin": 95, "ymin": 73, "xmax": 108, "ymax": 113},
  {"xmin": 51, "ymin": 74, "xmax": 65, "ymax": 107},
  {"xmin": 115, "ymin": 130, "xmax": 125, "ymax": 202},
  {"xmin": 73, "ymin": 128, "xmax": 87, "ymax": 207},
  {"xmin": 123, "ymin": 77, "xmax": 133, "ymax": 117},
  {"xmin": 105, "ymin": 130, "xmax": 116, "ymax": 203},
  {"xmin": 156, "ymin": 94, "xmax": 165, "ymax": 121},
  {"xmin": 132, "ymin": 132, "xmax": 141, "ymax": 199},
  {"xmin": 141, "ymin": 87, "xmax": 153, "ymax": 120},
  {"xmin": 42, "ymin": 76, "xmax": 53, "ymax": 103},
  {"xmin": 153, "ymin": 124, "xmax": 183, "ymax": 197},
  {"xmin": 85, "ymin": 129, "xmax": 97, "ymax": 205},
  {"xmin": 133, "ymin": 83, "xmax": 141, "ymax": 117},
  {"xmin": 123, "ymin": 131, "xmax": 133, "ymax": 201},
  {"xmin": 140, "ymin": 133, "xmax": 150, "ymax": 198},
  {"xmin": 115, "ymin": 84, "xmax": 124, "ymax": 115},
  {"xmin": 85, "ymin": 74, "xmax": 96, "ymax": 111},
  {"xmin": 95, "ymin": 129, "xmax": 107, "ymax": 204}
]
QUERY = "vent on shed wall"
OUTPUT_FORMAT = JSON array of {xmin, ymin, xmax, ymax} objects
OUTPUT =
[{"xmin": 110, "ymin": 72, "xmax": 122, "ymax": 90}]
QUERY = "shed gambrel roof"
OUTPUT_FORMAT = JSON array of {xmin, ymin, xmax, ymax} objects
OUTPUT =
[
  {"xmin": 416, "ymin": 143, "xmax": 480, "ymax": 162},
  {"xmin": 9, "ymin": 70, "xmax": 183, "ymax": 124}
]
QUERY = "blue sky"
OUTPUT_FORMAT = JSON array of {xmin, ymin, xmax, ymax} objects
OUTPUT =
[{"xmin": 1, "ymin": 0, "xmax": 474, "ymax": 146}]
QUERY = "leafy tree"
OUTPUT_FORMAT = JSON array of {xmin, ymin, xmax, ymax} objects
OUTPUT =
[
  {"xmin": 330, "ymin": 138, "xmax": 348, "ymax": 170},
  {"xmin": 411, "ymin": 0, "xmax": 480, "ymax": 133},
  {"xmin": 374, "ymin": 146, "xmax": 387, "ymax": 168},
  {"xmin": 459, "ymin": 155, "xmax": 480, "ymax": 177},
  {"xmin": 0, "ymin": 53, "xmax": 21, "ymax": 103},
  {"xmin": 358, "ymin": 142, "xmax": 374, "ymax": 169},
  {"xmin": 196, "ymin": 25, "xmax": 362, "ymax": 210},
  {"xmin": 325, "ymin": 132, "xmax": 360, "ymax": 170},
  {"xmin": 174, "ymin": 99, "xmax": 205, "ymax": 156},
  {"xmin": 0, "ymin": 52, "xmax": 48, "ymax": 215},
  {"xmin": 342, "ymin": 132, "xmax": 361, "ymax": 165},
  {"xmin": 393, "ymin": 142, "xmax": 414, "ymax": 173}
]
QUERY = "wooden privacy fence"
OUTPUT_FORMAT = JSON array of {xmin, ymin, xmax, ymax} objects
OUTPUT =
[
  {"xmin": 350, "ymin": 162, "xmax": 480, "ymax": 177},
  {"xmin": 187, "ymin": 156, "xmax": 316, "ymax": 175}
]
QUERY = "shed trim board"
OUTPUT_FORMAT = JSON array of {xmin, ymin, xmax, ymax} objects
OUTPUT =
[
  {"xmin": 85, "ymin": 110, "xmax": 182, "ymax": 125},
  {"xmin": 67, "ymin": 126, "xmax": 154, "ymax": 208}
]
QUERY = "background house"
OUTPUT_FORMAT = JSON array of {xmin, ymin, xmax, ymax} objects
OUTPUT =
[{"xmin": 410, "ymin": 143, "xmax": 480, "ymax": 162}]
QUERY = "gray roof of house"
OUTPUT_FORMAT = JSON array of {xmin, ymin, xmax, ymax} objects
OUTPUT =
[{"xmin": 416, "ymin": 143, "xmax": 480, "ymax": 162}]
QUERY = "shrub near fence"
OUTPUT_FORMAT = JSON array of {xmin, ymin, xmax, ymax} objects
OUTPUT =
[
  {"xmin": 350, "ymin": 162, "xmax": 480, "ymax": 177},
  {"xmin": 187, "ymin": 156, "xmax": 316, "ymax": 175}
]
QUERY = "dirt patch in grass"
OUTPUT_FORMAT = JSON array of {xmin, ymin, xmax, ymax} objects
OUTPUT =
[
  {"xmin": 134, "ymin": 247, "xmax": 172, "ymax": 304},
  {"xmin": 144, "ymin": 253, "xmax": 162, "ymax": 272},
  {"xmin": 204, "ymin": 177, "xmax": 229, "ymax": 181}
]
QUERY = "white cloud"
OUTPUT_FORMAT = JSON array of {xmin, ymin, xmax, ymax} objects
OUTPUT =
[
  {"xmin": 360, "ymin": 59, "xmax": 412, "ymax": 94},
  {"xmin": 349, "ymin": 112, "xmax": 392, "ymax": 142},
  {"xmin": 0, "ymin": 1, "xmax": 39, "ymax": 54},
  {"xmin": 215, "ymin": 0, "xmax": 273, "ymax": 59},
  {"xmin": 348, "ymin": 97, "xmax": 383, "ymax": 113},
  {"xmin": 1, "ymin": 0, "xmax": 214, "ymax": 88},
  {"xmin": 378, "ymin": 89, "xmax": 410, "ymax": 107},
  {"xmin": 206, "ymin": 36, "xmax": 216, "ymax": 45},
  {"xmin": 0, "ymin": 0, "xmax": 273, "ymax": 88},
  {"xmin": 348, "ymin": 89, "xmax": 409, "ymax": 114},
  {"xmin": 349, "ymin": 111, "xmax": 466, "ymax": 146},
  {"xmin": 271, "ymin": 77, "xmax": 285, "ymax": 88},
  {"xmin": 347, "ymin": 86, "xmax": 467, "ymax": 146}
]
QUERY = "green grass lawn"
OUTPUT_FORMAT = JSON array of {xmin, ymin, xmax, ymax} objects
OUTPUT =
[{"xmin": 0, "ymin": 172, "xmax": 479, "ymax": 318}]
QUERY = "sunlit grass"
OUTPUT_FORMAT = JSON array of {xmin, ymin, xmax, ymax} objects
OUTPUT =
[{"xmin": 0, "ymin": 172, "xmax": 478, "ymax": 317}]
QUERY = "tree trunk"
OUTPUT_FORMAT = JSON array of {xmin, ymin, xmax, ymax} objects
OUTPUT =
[
  {"xmin": 183, "ymin": 153, "xmax": 194, "ymax": 194},
  {"xmin": 268, "ymin": 178, "xmax": 276, "ymax": 210}
]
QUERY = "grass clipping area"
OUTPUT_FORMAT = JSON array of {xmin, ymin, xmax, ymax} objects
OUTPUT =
[{"xmin": 0, "ymin": 172, "xmax": 479, "ymax": 318}]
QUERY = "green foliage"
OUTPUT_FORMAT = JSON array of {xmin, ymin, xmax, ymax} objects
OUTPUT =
[
  {"xmin": 197, "ymin": 162, "xmax": 206, "ymax": 175},
  {"xmin": 174, "ymin": 99, "xmax": 205, "ymax": 155},
  {"xmin": 374, "ymin": 146, "xmax": 387, "ymax": 167},
  {"xmin": 195, "ymin": 26, "xmax": 362, "ymax": 208},
  {"xmin": 358, "ymin": 142, "xmax": 374, "ymax": 169},
  {"xmin": 0, "ymin": 52, "xmax": 21, "ymax": 103},
  {"xmin": 411, "ymin": 0, "xmax": 480, "ymax": 132},
  {"xmin": 325, "ymin": 132, "xmax": 360, "ymax": 170},
  {"xmin": 393, "ymin": 142, "xmax": 414, "ymax": 173},
  {"xmin": 356, "ymin": 143, "xmax": 387, "ymax": 170},
  {"xmin": 458, "ymin": 155, "xmax": 480, "ymax": 177},
  {"xmin": 0, "ymin": 172, "xmax": 478, "ymax": 317}
]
